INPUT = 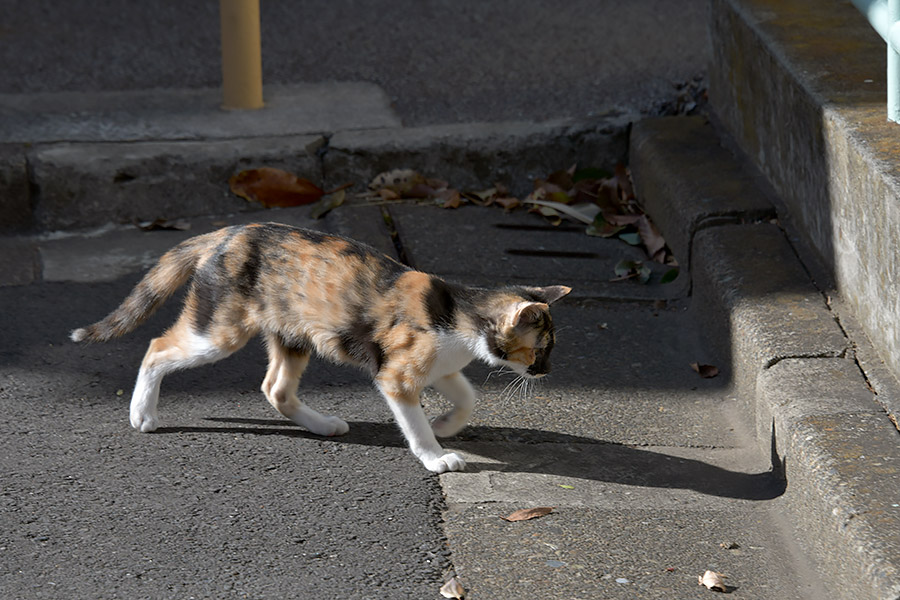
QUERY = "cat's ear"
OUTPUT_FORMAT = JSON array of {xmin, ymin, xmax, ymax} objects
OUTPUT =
[
  {"xmin": 513, "ymin": 302, "xmax": 549, "ymax": 328},
  {"xmin": 524, "ymin": 285, "xmax": 572, "ymax": 305}
]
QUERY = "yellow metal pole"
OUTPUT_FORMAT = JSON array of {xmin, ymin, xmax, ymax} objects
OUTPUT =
[{"xmin": 219, "ymin": 0, "xmax": 264, "ymax": 110}]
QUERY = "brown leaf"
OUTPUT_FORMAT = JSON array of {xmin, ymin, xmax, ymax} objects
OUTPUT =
[
  {"xmin": 378, "ymin": 188, "xmax": 400, "ymax": 201},
  {"xmin": 436, "ymin": 188, "xmax": 462, "ymax": 209},
  {"xmin": 368, "ymin": 168, "xmax": 426, "ymax": 195},
  {"xmin": 572, "ymin": 178, "xmax": 601, "ymax": 204},
  {"xmin": 528, "ymin": 203, "xmax": 562, "ymax": 226},
  {"xmin": 545, "ymin": 166, "xmax": 575, "ymax": 190},
  {"xmin": 439, "ymin": 576, "xmax": 466, "ymax": 599},
  {"xmin": 636, "ymin": 215, "xmax": 667, "ymax": 262},
  {"xmin": 698, "ymin": 570, "xmax": 728, "ymax": 592},
  {"xmin": 229, "ymin": 167, "xmax": 324, "ymax": 208},
  {"xmin": 495, "ymin": 196, "xmax": 520, "ymax": 211},
  {"xmin": 461, "ymin": 189, "xmax": 495, "ymax": 206},
  {"xmin": 690, "ymin": 363, "xmax": 720, "ymax": 378},
  {"xmin": 500, "ymin": 506, "xmax": 555, "ymax": 522},
  {"xmin": 603, "ymin": 213, "xmax": 643, "ymax": 227},
  {"xmin": 309, "ymin": 189, "xmax": 346, "ymax": 219},
  {"xmin": 134, "ymin": 218, "xmax": 191, "ymax": 231},
  {"xmin": 594, "ymin": 178, "xmax": 622, "ymax": 212},
  {"xmin": 425, "ymin": 177, "xmax": 449, "ymax": 190},
  {"xmin": 405, "ymin": 182, "xmax": 439, "ymax": 199},
  {"xmin": 615, "ymin": 163, "xmax": 635, "ymax": 202}
]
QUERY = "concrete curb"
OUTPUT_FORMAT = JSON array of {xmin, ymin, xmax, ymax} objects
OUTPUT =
[
  {"xmin": 631, "ymin": 115, "xmax": 900, "ymax": 599},
  {"xmin": 1, "ymin": 111, "xmax": 633, "ymax": 233},
  {"xmin": 709, "ymin": 0, "xmax": 900, "ymax": 429}
]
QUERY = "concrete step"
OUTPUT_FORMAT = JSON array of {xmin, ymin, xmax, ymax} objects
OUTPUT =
[
  {"xmin": 0, "ymin": 83, "xmax": 632, "ymax": 232},
  {"xmin": 709, "ymin": 0, "xmax": 900, "ymax": 430},
  {"xmin": 630, "ymin": 115, "xmax": 900, "ymax": 600}
]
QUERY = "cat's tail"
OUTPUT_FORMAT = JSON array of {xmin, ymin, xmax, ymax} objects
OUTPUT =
[{"xmin": 70, "ymin": 234, "xmax": 212, "ymax": 343}]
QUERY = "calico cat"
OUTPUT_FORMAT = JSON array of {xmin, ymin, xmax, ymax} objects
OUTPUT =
[{"xmin": 71, "ymin": 222, "xmax": 570, "ymax": 473}]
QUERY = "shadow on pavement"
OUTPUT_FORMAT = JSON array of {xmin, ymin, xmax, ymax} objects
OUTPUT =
[{"xmin": 158, "ymin": 417, "xmax": 785, "ymax": 502}]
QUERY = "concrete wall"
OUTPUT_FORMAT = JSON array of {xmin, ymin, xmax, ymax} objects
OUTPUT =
[{"xmin": 709, "ymin": 0, "xmax": 900, "ymax": 384}]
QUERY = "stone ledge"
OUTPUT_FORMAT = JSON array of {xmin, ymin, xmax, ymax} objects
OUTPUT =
[
  {"xmin": 710, "ymin": 0, "xmax": 900, "ymax": 396},
  {"xmin": 324, "ymin": 116, "xmax": 633, "ymax": 198},
  {"xmin": 691, "ymin": 223, "xmax": 848, "ymax": 407},
  {"xmin": 629, "ymin": 115, "xmax": 776, "ymax": 268},
  {"xmin": 27, "ymin": 136, "xmax": 324, "ymax": 231}
]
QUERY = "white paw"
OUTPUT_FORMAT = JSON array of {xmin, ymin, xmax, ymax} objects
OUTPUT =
[
  {"xmin": 313, "ymin": 416, "xmax": 349, "ymax": 437},
  {"xmin": 431, "ymin": 411, "xmax": 467, "ymax": 438},
  {"xmin": 423, "ymin": 452, "xmax": 466, "ymax": 473},
  {"xmin": 130, "ymin": 411, "xmax": 159, "ymax": 432}
]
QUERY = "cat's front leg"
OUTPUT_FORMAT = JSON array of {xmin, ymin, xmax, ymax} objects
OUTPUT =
[
  {"xmin": 430, "ymin": 372, "xmax": 475, "ymax": 438},
  {"xmin": 377, "ymin": 381, "xmax": 466, "ymax": 473}
]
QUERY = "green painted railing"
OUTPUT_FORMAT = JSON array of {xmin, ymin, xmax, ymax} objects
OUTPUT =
[{"xmin": 851, "ymin": 0, "xmax": 900, "ymax": 121}]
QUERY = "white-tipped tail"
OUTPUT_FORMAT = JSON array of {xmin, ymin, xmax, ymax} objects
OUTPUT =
[{"xmin": 70, "ymin": 328, "xmax": 87, "ymax": 343}]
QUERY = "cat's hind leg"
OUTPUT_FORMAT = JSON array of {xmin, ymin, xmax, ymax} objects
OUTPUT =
[
  {"xmin": 430, "ymin": 372, "xmax": 476, "ymax": 438},
  {"xmin": 261, "ymin": 335, "xmax": 349, "ymax": 436},
  {"xmin": 131, "ymin": 318, "xmax": 249, "ymax": 432}
]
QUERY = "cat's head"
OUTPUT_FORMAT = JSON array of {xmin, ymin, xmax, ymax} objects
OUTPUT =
[{"xmin": 482, "ymin": 285, "xmax": 571, "ymax": 378}]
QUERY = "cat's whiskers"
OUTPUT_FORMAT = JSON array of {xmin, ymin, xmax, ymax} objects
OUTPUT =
[
  {"xmin": 500, "ymin": 374, "xmax": 521, "ymax": 399},
  {"xmin": 483, "ymin": 367, "xmax": 512, "ymax": 386},
  {"xmin": 498, "ymin": 372, "xmax": 538, "ymax": 402}
]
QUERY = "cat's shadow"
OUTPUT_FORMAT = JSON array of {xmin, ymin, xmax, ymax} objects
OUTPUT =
[{"xmin": 159, "ymin": 418, "xmax": 785, "ymax": 501}]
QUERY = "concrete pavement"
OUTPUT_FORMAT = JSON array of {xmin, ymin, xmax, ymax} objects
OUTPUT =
[
  {"xmin": 1, "ymin": 201, "xmax": 819, "ymax": 599},
  {"xmin": 3, "ymin": 0, "xmax": 900, "ymax": 598}
]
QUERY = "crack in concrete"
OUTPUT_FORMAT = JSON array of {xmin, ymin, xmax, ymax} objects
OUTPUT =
[{"xmin": 763, "ymin": 350, "xmax": 848, "ymax": 371}]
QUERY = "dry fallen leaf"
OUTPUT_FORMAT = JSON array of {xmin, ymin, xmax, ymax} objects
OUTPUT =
[
  {"xmin": 134, "ymin": 218, "xmax": 191, "ymax": 231},
  {"xmin": 436, "ymin": 188, "xmax": 462, "ymax": 209},
  {"xmin": 494, "ymin": 196, "xmax": 520, "ymax": 211},
  {"xmin": 720, "ymin": 541, "xmax": 740, "ymax": 550},
  {"xmin": 615, "ymin": 163, "xmax": 635, "ymax": 202},
  {"xmin": 636, "ymin": 214, "xmax": 667, "ymax": 262},
  {"xmin": 439, "ymin": 576, "xmax": 465, "ymax": 599},
  {"xmin": 698, "ymin": 570, "xmax": 728, "ymax": 592},
  {"xmin": 309, "ymin": 189, "xmax": 346, "ymax": 219},
  {"xmin": 690, "ymin": 363, "xmax": 720, "ymax": 378},
  {"xmin": 378, "ymin": 187, "xmax": 400, "ymax": 201},
  {"xmin": 368, "ymin": 168, "xmax": 426, "ymax": 195},
  {"xmin": 500, "ymin": 506, "xmax": 555, "ymax": 522},
  {"xmin": 229, "ymin": 167, "xmax": 324, "ymax": 208},
  {"xmin": 463, "ymin": 187, "xmax": 499, "ymax": 206}
]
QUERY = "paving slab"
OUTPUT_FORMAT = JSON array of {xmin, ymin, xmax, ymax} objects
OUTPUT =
[
  {"xmin": 443, "ymin": 504, "xmax": 821, "ymax": 600},
  {"xmin": 0, "ymin": 279, "xmax": 451, "ymax": 600},
  {"xmin": 0, "ymin": 237, "xmax": 39, "ymax": 287},
  {"xmin": 35, "ymin": 204, "xmax": 397, "ymax": 285},
  {"xmin": 389, "ymin": 204, "xmax": 688, "ymax": 300},
  {"xmin": 0, "ymin": 83, "xmax": 400, "ymax": 143}
]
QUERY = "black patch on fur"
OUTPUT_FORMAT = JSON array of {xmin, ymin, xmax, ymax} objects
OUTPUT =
[
  {"xmin": 339, "ymin": 240, "xmax": 378, "ymax": 261},
  {"xmin": 276, "ymin": 332, "xmax": 313, "ymax": 356},
  {"xmin": 337, "ymin": 319, "xmax": 384, "ymax": 374},
  {"xmin": 294, "ymin": 227, "xmax": 330, "ymax": 245},
  {"xmin": 236, "ymin": 233, "xmax": 264, "ymax": 297},
  {"xmin": 191, "ymin": 252, "xmax": 226, "ymax": 333},
  {"xmin": 425, "ymin": 278, "xmax": 456, "ymax": 330},
  {"xmin": 528, "ymin": 336, "xmax": 554, "ymax": 375}
]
